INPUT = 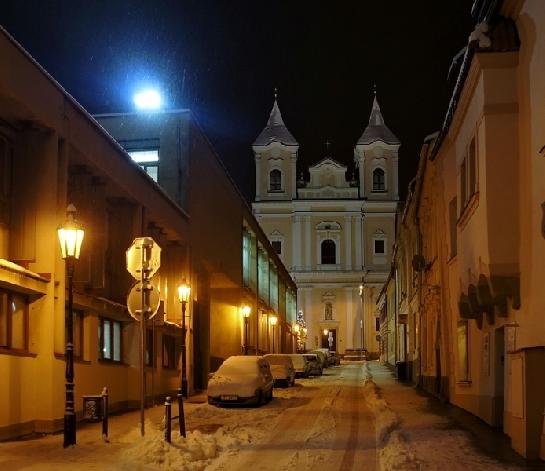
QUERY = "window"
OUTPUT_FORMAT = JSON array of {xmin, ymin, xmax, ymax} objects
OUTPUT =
[
  {"xmin": 99, "ymin": 318, "xmax": 122, "ymax": 362},
  {"xmin": 457, "ymin": 321, "xmax": 469, "ymax": 381},
  {"xmin": 0, "ymin": 289, "xmax": 28, "ymax": 351},
  {"xmin": 449, "ymin": 197, "xmax": 457, "ymax": 258},
  {"xmin": 321, "ymin": 239, "xmax": 336, "ymax": 264},
  {"xmin": 376, "ymin": 317, "xmax": 380, "ymax": 332},
  {"xmin": 65, "ymin": 309, "xmax": 84, "ymax": 359},
  {"xmin": 374, "ymin": 239, "xmax": 385, "ymax": 254},
  {"xmin": 0, "ymin": 135, "xmax": 12, "ymax": 226},
  {"xmin": 128, "ymin": 149, "xmax": 159, "ymax": 182},
  {"xmin": 468, "ymin": 138, "xmax": 476, "ymax": 196},
  {"xmin": 460, "ymin": 158, "xmax": 467, "ymax": 207},
  {"xmin": 145, "ymin": 328, "xmax": 154, "ymax": 367},
  {"xmin": 269, "ymin": 169, "xmax": 282, "ymax": 192},
  {"xmin": 162, "ymin": 334, "xmax": 178, "ymax": 369},
  {"xmin": 271, "ymin": 240, "xmax": 282, "ymax": 255},
  {"xmin": 242, "ymin": 230, "xmax": 251, "ymax": 287},
  {"xmin": 324, "ymin": 302, "xmax": 333, "ymax": 320},
  {"xmin": 372, "ymin": 168, "xmax": 385, "ymax": 192}
]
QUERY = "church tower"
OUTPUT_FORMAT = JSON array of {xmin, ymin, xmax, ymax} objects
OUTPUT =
[
  {"xmin": 354, "ymin": 95, "xmax": 400, "ymax": 200},
  {"xmin": 253, "ymin": 93, "xmax": 299, "ymax": 201}
]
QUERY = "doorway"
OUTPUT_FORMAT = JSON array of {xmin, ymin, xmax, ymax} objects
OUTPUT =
[
  {"xmin": 321, "ymin": 329, "xmax": 337, "ymax": 352},
  {"xmin": 493, "ymin": 327, "xmax": 505, "ymax": 427}
]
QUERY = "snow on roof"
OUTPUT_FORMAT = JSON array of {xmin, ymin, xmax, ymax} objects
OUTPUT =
[
  {"xmin": 253, "ymin": 98, "xmax": 298, "ymax": 147},
  {"xmin": 357, "ymin": 96, "xmax": 400, "ymax": 146}
]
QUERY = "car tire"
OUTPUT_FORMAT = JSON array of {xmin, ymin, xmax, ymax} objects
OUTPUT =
[{"xmin": 254, "ymin": 390, "xmax": 263, "ymax": 407}]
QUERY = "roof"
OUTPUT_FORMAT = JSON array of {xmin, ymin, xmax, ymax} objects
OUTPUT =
[
  {"xmin": 357, "ymin": 96, "xmax": 400, "ymax": 146},
  {"xmin": 253, "ymin": 98, "xmax": 298, "ymax": 146}
]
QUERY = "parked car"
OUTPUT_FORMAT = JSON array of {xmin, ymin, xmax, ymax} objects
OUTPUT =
[
  {"xmin": 207, "ymin": 356, "xmax": 274, "ymax": 407},
  {"xmin": 302, "ymin": 353, "xmax": 323, "ymax": 376},
  {"xmin": 263, "ymin": 354, "xmax": 296, "ymax": 387},
  {"xmin": 287, "ymin": 353, "xmax": 310, "ymax": 378},
  {"xmin": 309, "ymin": 349, "xmax": 328, "ymax": 369}
]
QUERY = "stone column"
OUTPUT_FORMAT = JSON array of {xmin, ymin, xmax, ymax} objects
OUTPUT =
[
  {"xmin": 255, "ymin": 153, "xmax": 262, "ymax": 201},
  {"xmin": 292, "ymin": 215, "xmax": 302, "ymax": 271},
  {"xmin": 304, "ymin": 215, "xmax": 311, "ymax": 271},
  {"xmin": 393, "ymin": 156, "xmax": 399, "ymax": 200},
  {"xmin": 344, "ymin": 215, "xmax": 352, "ymax": 271},
  {"xmin": 354, "ymin": 213, "xmax": 363, "ymax": 271},
  {"xmin": 291, "ymin": 153, "xmax": 297, "ymax": 199},
  {"xmin": 344, "ymin": 287, "xmax": 354, "ymax": 350}
]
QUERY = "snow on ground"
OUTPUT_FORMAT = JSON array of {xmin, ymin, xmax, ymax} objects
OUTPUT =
[{"xmin": 367, "ymin": 362, "xmax": 534, "ymax": 471}]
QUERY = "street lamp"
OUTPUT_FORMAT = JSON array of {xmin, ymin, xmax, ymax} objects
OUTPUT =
[
  {"xmin": 57, "ymin": 204, "xmax": 84, "ymax": 448},
  {"xmin": 177, "ymin": 281, "xmax": 190, "ymax": 437},
  {"xmin": 270, "ymin": 316, "xmax": 278, "ymax": 353},
  {"xmin": 241, "ymin": 305, "xmax": 251, "ymax": 355}
]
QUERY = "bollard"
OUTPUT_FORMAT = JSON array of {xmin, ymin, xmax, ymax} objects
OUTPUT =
[
  {"xmin": 164, "ymin": 396, "xmax": 172, "ymax": 443},
  {"xmin": 102, "ymin": 387, "xmax": 109, "ymax": 443}
]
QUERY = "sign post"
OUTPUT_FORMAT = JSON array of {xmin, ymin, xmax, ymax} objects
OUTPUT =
[{"xmin": 126, "ymin": 237, "xmax": 161, "ymax": 437}]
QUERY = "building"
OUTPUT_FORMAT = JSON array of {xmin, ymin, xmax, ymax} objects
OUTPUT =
[
  {"xmin": 252, "ymin": 93, "xmax": 399, "ymax": 357},
  {"xmin": 381, "ymin": 0, "xmax": 545, "ymax": 460},
  {"xmin": 0, "ymin": 26, "xmax": 295, "ymax": 440}
]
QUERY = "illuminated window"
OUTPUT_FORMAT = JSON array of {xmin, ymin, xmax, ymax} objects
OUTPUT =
[
  {"xmin": 128, "ymin": 149, "xmax": 159, "ymax": 182},
  {"xmin": 99, "ymin": 318, "xmax": 122, "ymax": 362},
  {"xmin": 0, "ymin": 289, "xmax": 28, "ymax": 351},
  {"xmin": 269, "ymin": 169, "xmax": 282, "ymax": 191}
]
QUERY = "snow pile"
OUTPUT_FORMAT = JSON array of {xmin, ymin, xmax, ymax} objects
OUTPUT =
[
  {"xmin": 118, "ymin": 419, "xmax": 254, "ymax": 470},
  {"xmin": 362, "ymin": 364, "xmax": 419, "ymax": 471}
]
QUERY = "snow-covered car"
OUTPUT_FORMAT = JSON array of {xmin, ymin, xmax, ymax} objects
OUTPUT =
[
  {"xmin": 302, "ymin": 353, "xmax": 323, "ymax": 376},
  {"xmin": 207, "ymin": 356, "xmax": 274, "ymax": 407},
  {"xmin": 263, "ymin": 354, "xmax": 296, "ymax": 387},
  {"xmin": 287, "ymin": 353, "xmax": 310, "ymax": 378},
  {"xmin": 308, "ymin": 350, "xmax": 328, "ymax": 369}
]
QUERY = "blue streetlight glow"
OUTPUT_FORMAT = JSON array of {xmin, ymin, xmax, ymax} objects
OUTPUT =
[{"xmin": 133, "ymin": 89, "xmax": 162, "ymax": 110}]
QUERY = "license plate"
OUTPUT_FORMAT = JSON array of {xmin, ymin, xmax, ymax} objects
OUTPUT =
[{"xmin": 220, "ymin": 395, "xmax": 238, "ymax": 401}]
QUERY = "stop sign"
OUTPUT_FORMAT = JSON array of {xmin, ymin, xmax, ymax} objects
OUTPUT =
[{"xmin": 126, "ymin": 237, "xmax": 161, "ymax": 279}]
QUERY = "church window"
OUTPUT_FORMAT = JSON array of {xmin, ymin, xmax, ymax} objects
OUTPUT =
[
  {"xmin": 321, "ymin": 239, "xmax": 336, "ymax": 264},
  {"xmin": 324, "ymin": 302, "xmax": 333, "ymax": 320},
  {"xmin": 372, "ymin": 168, "xmax": 385, "ymax": 192},
  {"xmin": 269, "ymin": 169, "xmax": 282, "ymax": 192},
  {"xmin": 271, "ymin": 240, "xmax": 282, "ymax": 255},
  {"xmin": 374, "ymin": 239, "xmax": 385, "ymax": 254}
]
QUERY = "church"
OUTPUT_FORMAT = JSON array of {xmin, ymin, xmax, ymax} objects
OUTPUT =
[{"xmin": 252, "ymin": 93, "xmax": 400, "ymax": 358}]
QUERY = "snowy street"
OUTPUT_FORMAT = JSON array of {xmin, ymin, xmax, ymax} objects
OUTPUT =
[{"xmin": 0, "ymin": 362, "xmax": 540, "ymax": 471}]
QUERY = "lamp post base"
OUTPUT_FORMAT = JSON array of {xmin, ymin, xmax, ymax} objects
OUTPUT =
[{"xmin": 63, "ymin": 413, "xmax": 76, "ymax": 447}]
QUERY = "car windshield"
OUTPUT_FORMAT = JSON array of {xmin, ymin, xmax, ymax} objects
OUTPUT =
[{"xmin": 218, "ymin": 359, "xmax": 258, "ymax": 377}]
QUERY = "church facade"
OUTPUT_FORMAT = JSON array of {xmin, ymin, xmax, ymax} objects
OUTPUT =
[{"xmin": 252, "ymin": 95, "xmax": 400, "ymax": 357}]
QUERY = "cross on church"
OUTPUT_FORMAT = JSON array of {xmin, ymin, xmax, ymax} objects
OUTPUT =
[{"xmin": 325, "ymin": 140, "xmax": 331, "ymax": 154}]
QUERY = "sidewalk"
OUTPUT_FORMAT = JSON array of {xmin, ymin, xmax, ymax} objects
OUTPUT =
[{"xmin": 367, "ymin": 362, "xmax": 545, "ymax": 471}]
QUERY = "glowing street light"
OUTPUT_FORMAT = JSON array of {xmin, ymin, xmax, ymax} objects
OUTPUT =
[
  {"xmin": 269, "ymin": 316, "xmax": 278, "ymax": 353},
  {"xmin": 241, "ymin": 305, "xmax": 251, "ymax": 355},
  {"xmin": 177, "ymin": 281, "xmax": 190, "ymax": 437},
  {"xmin": 133, "ymin": 89, "xmax": 162, "ymax": 110},
  {"xmin": 58, "ymin": 204, "xmax": 84, "ymax": 448}
]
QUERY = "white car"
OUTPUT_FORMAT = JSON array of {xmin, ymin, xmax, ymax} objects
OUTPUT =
[
  {"xmin": 207, "ymin": 356, "xmax": 274, "ymax": 407},
  {"xmin": 287, "ymin": 353, "xmax": 310, "ymax": 378},
  {"xmin": 263, "ymin": 354, "xmax": 296, "ymax": 387}
]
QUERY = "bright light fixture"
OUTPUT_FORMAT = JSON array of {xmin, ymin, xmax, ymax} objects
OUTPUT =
[
  {"xmin": 241, "ymin": 305, "xmax": 251, "ymax": 318},
  {"xmin": 270, "ymin": 316, "xmax": 278, "ymax": 326},
  {"xmin": 134, "ymin": 89, "xmax": 161, "ymax": 110}
]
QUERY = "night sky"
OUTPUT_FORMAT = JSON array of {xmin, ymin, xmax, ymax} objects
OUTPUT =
[{"xmin": 1, "ymin": 1, "xmax": 474, "ymax": 202}]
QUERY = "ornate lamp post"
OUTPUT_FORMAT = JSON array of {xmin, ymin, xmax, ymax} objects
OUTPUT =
[
  {"xmin": 241, "ymin": 306, "xmax": 251, "ymax": 355},
  {"xmin": 177, "ymin": 281, "xmax": 190, "ymax": 437},
  {"xmin": 269, "ymin": 316, "xmax": 278, "ymax": 353},
  {"xmin": 57, "ymin": 204, "xmax": 84, "ymax": 448}
]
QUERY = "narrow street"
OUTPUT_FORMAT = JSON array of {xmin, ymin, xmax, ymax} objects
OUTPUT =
[
  {"xmin": 0, "ymin": 362, "xmax": 541, "ymax": 471},
  {"xmin": 207, "ymin": 363, "xmax": 376, "ymax": 471}
]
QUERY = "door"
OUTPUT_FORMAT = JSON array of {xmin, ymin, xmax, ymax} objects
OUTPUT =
[
  {"xmin": 321, "ymin": 329, "xmax": 337, "ymax": 352},
  {"xmin": 493, "ymin": 327, "xmax": 505, "ymax": 427}
]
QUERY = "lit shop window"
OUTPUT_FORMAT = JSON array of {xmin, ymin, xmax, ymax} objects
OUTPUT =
[
  {"xmin": 0, "ymin": 289, "xmax": 28, "ymax": 351},
  {"xmin": 128, "ymin": 149, "xmax": 159, "ymax": 182}
]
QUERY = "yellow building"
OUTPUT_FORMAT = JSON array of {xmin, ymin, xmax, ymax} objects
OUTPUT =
[
  {"xmin": 384, "ymin": 0, "xmax": 545, "ymax": 459},
  {"xmin": 252, "ymin": 94, "xmax": 399, "ymax": 357},
  {"xmin": 0, "ymin": 26, "xmax": 295, "ymax": 440}
]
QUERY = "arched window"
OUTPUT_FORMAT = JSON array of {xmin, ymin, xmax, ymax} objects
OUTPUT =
[
  {"xmin": 372, "ymin": 168, "xmax": 385, "ymax": 191},
  {"xmin": 269, "ymin": 169, "xmax": 282, "ymax": 191},
  {"xmin": 321, "ymin": 239, "xmax": 336, "ymax": 264}
]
